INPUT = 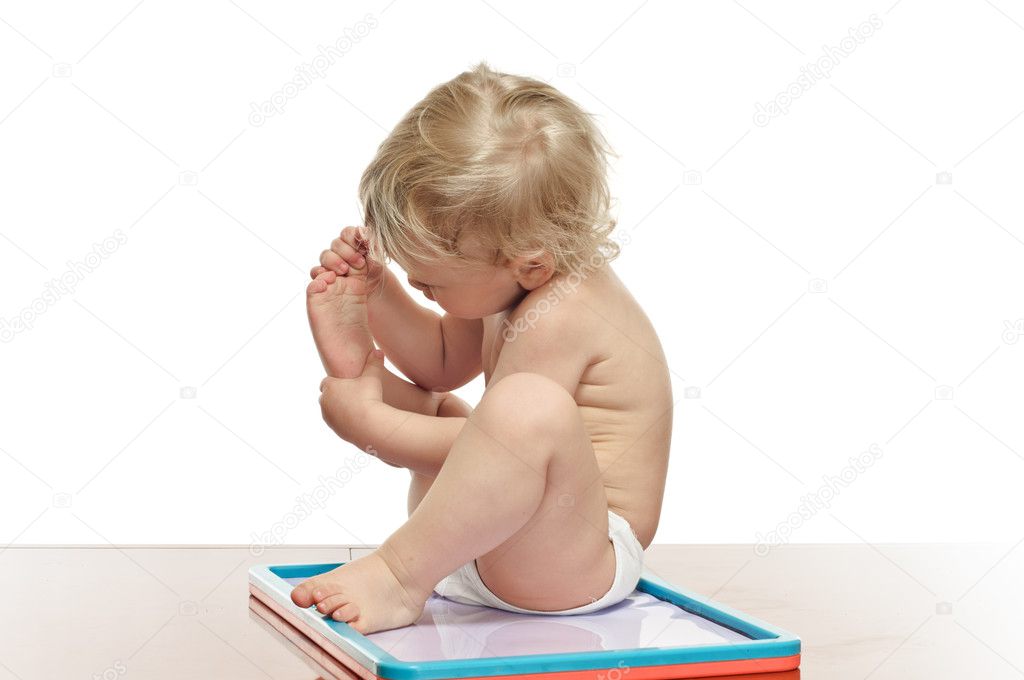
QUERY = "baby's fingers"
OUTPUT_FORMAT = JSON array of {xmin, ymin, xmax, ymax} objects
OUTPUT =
[
  {"xmin": 320, "ymin": 249, "xmax": 349, "ymax": 275},
  {"xmin": 340, "ymin": 226, "xmax": 370, "ymax": 256},
  {"xmin": 330, "ymin": 236, "xmax": 366, "ymax": 270}
]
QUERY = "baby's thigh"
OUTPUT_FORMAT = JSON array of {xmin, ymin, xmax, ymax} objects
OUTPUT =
[{"xmin": 474, "ymin": 407, "xmax": 613, "ymax": 611}]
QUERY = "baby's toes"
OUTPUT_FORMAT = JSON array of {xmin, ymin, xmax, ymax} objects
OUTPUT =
[
  {"xmin": 290, "ymin": 582, "xmax": 317, "ymax": 608},
  {"xmin": 292, "ymin": 576, "xmax": 335, "ymax": 608},
  {"xmin": 316, "ymin": 593, "xmax": 351, "ymax": 616},
  {"xmin": 307, "ymin": 270, "xmax": 336, "ymax": 295},
  {"xmin": 331, "ymin": 602, "xmax": 361, "ymax": 623}
]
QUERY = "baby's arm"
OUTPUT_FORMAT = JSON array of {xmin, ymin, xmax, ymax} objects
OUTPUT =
[
  {"xmin": 357, "ymin": 404, "xmax": 467, "ymax": 477},
  {"xmin": 362, "ymin": 307, "xmax": 591, "ymax": 473},
  {"xmin": 368, "ymin": 297, "xmax": 594, "ymax": 473},
  {"xmin": 367, "ymin": 267, "xmax": 483, "ymax": 390},
  {"xmin": 323, "ymin": 296, "xmax": 591, "ymax": 476},
  {"xmin": 378, "ymin": 364, "xmax": 472, "ymax": 425},
  {"xmin": 315, "ymin": 337, "xmax": 470, "ymax": 476},
  {"xmin": 321, "ymin": 378, "xmax": 468, "ymax": 477},
  {"xmin": 380, "ymin": 299, "xmax": 595, "ymax": 470}
]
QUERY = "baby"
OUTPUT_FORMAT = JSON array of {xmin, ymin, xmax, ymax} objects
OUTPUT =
[{"xmin": 290, "ymin": 61, "xmax": 673, "ymax": 634}]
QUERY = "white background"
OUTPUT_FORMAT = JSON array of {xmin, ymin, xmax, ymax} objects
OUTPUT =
[{"xmin": 1, "ymin": 1, "xmax": 1022, "ymax": 547}]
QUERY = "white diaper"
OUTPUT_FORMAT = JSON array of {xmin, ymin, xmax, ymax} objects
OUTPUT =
[{"xmin": 433, "ymin": 509, "xmax": 645, "ymax": 615}]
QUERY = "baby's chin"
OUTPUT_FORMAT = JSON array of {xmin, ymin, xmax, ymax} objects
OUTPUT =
[
  {"xmin": 437, "ymin": 300, "xmax": 515, "ymax": 320},
  {"xmin": 437, "ymin": 306, "xmax": 490, "ymax": 320}
]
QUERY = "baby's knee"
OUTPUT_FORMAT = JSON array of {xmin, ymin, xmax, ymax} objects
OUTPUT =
[{"xmin": 479, "ymin": 372, "xmax": 578, "ymax": 437}]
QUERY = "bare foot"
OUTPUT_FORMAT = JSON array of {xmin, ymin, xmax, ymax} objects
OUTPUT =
[
  {"xmin": 307, "ymin": 269, "xmax": 374, "ymax": 379},
  {"xmin": 290, "ymin": 549, "xmax": 429, "ymax": 634}
]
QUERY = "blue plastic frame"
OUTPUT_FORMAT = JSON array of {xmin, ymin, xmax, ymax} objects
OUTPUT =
[{"xmin": 249, "ymin": 562, "xmax": 800, "ymax": 680}]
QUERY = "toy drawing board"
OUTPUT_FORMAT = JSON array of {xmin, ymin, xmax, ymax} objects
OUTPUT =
[
  {"xmin": 249, "ymin": 562, "xmax": 800, "ymax": 680},
  {"xmin": 250, "ymin": 594, "xmax": 364, "ymax": 680}
]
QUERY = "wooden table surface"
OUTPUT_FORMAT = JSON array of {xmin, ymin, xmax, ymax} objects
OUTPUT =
[{"xmin": 0, "ymin": 543, "xmax": 1019, "ymax": 679}]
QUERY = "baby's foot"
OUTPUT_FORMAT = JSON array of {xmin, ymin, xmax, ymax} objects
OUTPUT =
[
  {"xmin": 290, "ymin": 549, "xmax": 429, "ymax": 634},
  {"xmin": 307, "ymin": 270, "xmax": 374, "ymax": 379}
]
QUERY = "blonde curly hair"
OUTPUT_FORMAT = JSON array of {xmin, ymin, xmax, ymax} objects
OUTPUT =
[{"xmin": 357, "ymin": 60, "xmax": 620, "ymax": 275}]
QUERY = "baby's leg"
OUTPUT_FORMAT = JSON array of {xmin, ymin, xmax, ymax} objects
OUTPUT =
[
  {"xmin": 307, "ymin": 270, "xmax": 374, "ymax": 378},
  {"xmin": 290, "ymin": 372, "xmax": 615, "ymax": 633},
  {"xmin": 406, "ymin": 392, "xmax": 472, "ymax": 516}
]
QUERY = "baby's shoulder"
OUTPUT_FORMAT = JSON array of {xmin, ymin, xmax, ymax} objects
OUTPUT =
[
  {"xmin": 504, "ymin": 265, "xmax": 630, "ymax": 344},
  {"xmin": 498, "ymin": 287, "xmax": 583, "ymax": 348}
]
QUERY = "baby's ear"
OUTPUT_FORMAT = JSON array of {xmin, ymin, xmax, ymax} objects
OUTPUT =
[{"xmin": 512, "ymin": 252, "xmax": 556, "ymax": 291}]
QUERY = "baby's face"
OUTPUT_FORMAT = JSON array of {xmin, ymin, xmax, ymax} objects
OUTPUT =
[{"xmin": 400, "ymin": 254, "xmax": 526, "ymax": 319}]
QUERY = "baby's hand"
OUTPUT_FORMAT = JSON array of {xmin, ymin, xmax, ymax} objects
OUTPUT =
[
  {"xmin": 319, "ymin": 349, "xmax": 386, "ymax": 444},
  {"xmin": 310, "ymin": 226, "xmax": 384, "ymax": 294}
]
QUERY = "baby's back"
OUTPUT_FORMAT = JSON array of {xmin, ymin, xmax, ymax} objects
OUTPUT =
[{"xmin": 485, "ymin": 265, "xmax": 673, "ymax": 549}]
